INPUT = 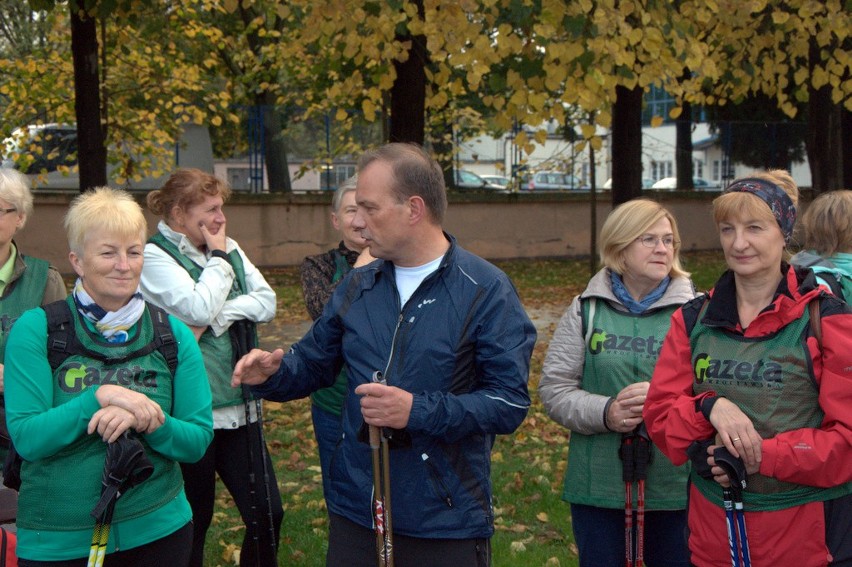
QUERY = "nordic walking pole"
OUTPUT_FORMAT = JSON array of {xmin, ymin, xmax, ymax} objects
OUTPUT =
[
  {"xmin": 633, "ymin": 425, "xmax": 652, "ymax": 567},
  {"xmin": 733, "ymin": 491, "xmax": 751, "ymax": 567},
  {"xmin": 619, "ymin": 433, "xmax": 635, "ymax": 567},
  {"xmin": 242, "ymin": 383, "xmax": 263, "ymax": 562},
  {"xmin": 87, "ymin": 433, "xmax": 154, "ymax": 567},
  {"xmin": 235, "ymin": 319, "xmax": 277, "ymax": 565},
  {"xmin": 714, "ymin": 447, "xmax": 750, "ymax": 567},
  {"xmin": 722, "ymin": 486, "xmax": 741, "ymax": 567},
  {"xmin": 369, "ymin": 371, "xmax": 394, "ymax": 567}
]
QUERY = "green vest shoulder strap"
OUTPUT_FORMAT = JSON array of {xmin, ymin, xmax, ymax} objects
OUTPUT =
[
  {"xmin": 331, "ymin": 249, "xmax": 352, "ymax": 284},
  {"xmin": 16, "ymin": 256, "xmax": 50, "ymax": 305},
  {"xmin": 579, "ymin": 297, "xmax": 596, "ymax": 346},
  {"xmin": 148, "ymin": 232, "xmax": 249, "ymax": 293},
  {"xmin": 682, "ymin": 295, "xmax": 707, "ymax": 336},
  {"xmin": 148, "ymin": 233, "xmax": 203, "ymax": 280},
  {"xmin": 43, "ymin": 299, "xmax": 178, "ymax": 376}
]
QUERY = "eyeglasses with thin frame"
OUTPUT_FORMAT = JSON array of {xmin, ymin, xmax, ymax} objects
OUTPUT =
[
  {"xmin": 0, "ymin": 208, "xmax": 16, "ymax": 217},
  {"xmin": 636, "ymin": 234, "xmax": 677, "ymax": 249}
]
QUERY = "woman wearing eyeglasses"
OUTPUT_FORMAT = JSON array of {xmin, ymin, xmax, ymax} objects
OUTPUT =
[
  {"xmin": 539, "ymin": 199, "xmax": 695, "ymax": 567},
  {"xmin": 0, "ymin": 168, "xmax": 66, "ymax": 467}
]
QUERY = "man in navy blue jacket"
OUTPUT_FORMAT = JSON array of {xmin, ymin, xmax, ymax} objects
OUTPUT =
[{"xmin": 233, "ymin": 143, "xmax": 536, "ymax": 566}]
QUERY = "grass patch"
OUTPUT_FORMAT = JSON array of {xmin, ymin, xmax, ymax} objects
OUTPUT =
[{"xmin": 204, "ymin": 251, "xmax": 726, "ymax": 566}]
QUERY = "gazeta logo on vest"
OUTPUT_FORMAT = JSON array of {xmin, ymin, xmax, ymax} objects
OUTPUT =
[
  {"xmin": 589, "ymin": 328, "xmax": 662, "ymax": 357},
  {"xmin": 57, "ymin": 362, "xmax": 159, "ymax": 393},
  {"xmin": 693, "ymin": 353, "xmax": 783, "ymax": 387}
]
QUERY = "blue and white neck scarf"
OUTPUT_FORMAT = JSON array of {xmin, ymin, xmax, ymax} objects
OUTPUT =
[{"xmin": 72, "ymin": 278, "xmax": 146, "ymax": 343}]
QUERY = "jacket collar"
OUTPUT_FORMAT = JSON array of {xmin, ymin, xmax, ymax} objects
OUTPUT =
[
  {"xmin": 156, "ymin": 220, "xmax": 208, "ymax": 263},
  {"xmin": 375, "ymin": 231, "xmax": 457, "ymax": 279},
  {"xmin": 580, "ymin": 267, "xmax": 696, "ymax": 310},
  {"xmin": 702, "ymin": 263, "xmax": 823, "ymax": 334}
]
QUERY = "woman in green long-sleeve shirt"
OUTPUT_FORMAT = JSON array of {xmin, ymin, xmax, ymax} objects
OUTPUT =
[{"xmin": 5, "ymin": 188, "xmax": 213, "ymax": 566}]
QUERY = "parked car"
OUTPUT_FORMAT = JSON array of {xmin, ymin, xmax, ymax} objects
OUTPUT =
[
  {"xmin": 522, "ymin": 171, "xmax": 587, "ymax": 191},
  {"xmin": 454, "ymin": 169, "xmax": 506, "ymax": 191},
  {"xmin": 480, "ymin": 174, "xmax": 512, "ymax": 190},
  {"xmin": 603, "ymin": 178, "xmax": 654, "ymax": 190},
  {"xmin": 651, "ymin": 177, "xmax": 719, "ymax": 191},
  {"xmin": 2, "ymin": 123, "xmax": 214, "ymax": 190}
]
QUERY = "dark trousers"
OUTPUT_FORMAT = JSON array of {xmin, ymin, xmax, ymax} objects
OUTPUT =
[
  {"xmin": 181, "ymin": 423, "xmax": 284, "ymax": 567},
  {"xmin": 570, "ymin": 503, "xmax": 689, "ymax": 567},
  {"xmin": 826, "ymin": 492, "xmax": 852, "ymax": 566},
  {"xmin": 18, "ymin": 522, "xmax": 192, "ymax": 567},
  {"xmin": 326, "ymin": 512, "xmax": 491, "ymax": 567}
]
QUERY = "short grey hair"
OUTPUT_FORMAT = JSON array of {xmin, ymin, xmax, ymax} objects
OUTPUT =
[
  {"xmin": 332, "ymin": 175, "xmax": 358, "ymax": 213},
  {"xmin": 0, "ymin": 168, "xmax": 33, "ymax": 227}
]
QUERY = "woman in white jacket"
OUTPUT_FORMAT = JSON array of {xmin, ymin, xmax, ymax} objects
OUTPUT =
[
  {"xmin": 140, "ymin": 169, "xmax": 283, "ymax": 567},
  {"xmin": 539, "ymin": 199, "xmax": 696, "ymax": 567}
]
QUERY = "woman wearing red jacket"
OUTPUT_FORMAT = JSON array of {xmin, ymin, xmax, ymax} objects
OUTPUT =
[{"xmin": 644, "ymin": 170, "xmax": 852, "ymax": 567}]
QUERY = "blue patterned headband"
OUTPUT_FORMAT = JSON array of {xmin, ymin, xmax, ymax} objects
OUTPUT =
[{"xmin": 724, "ymin": 178, "xmax": 796, "ymax": 243}]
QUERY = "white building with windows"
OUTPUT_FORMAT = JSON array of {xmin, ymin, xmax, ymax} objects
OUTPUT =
[{"xmin": 455, "ymin": 87, "xmax": 813, "ymax": 190}]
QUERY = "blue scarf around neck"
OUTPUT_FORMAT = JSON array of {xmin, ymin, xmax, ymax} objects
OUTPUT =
[{"xmin": 610, "ymin": 271, "xmax": 671, "ymax": 313}]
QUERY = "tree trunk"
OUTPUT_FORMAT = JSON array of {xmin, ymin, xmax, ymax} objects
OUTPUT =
[
  {"xmin": 70, "ymin": 2, "xmax": 106, "ymax": 192},
  {"xmin": 805, "ymin": 92, "xmax": 842, "ymax": 194},
  {"xmin": 258, "ymin": 94, "xmax": 291, "ymax": 193},
  {"xmin": 843, "ymin": 109, "xmax": 852, "ymax": 189},
  {"xmin": 430, "ymin": 120, "xmax": 454, "ymax": 189},
  {"xmin": 610, "ymin": 85, "xmax": 643, "ymax": 205},
  {"xmin": 675, "ymin": 89, "xmax": 694, "ymax": 190},
  {"xmin": 389, "ymin": 0, "xmax": 426, "ymax": 145}
]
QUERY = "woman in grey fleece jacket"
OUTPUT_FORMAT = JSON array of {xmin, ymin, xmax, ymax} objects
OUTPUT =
[{"xmin": 539, "ymin": 199, "xmax": 696, "ymax": 567}]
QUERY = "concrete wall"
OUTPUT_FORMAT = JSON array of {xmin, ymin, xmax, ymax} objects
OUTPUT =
[{"xmin": 19, "ymin": 190, "xmax": 728, "ymax": 275}]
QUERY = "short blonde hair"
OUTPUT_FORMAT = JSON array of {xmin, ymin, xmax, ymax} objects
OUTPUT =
[
  {"xmin": 801, "ymin": 190, "xmax": 852, "ymax": 256},
  {"xmin": 0, "ymin": 168, "xmax": 33, "ymax": 227},
  {"xmin": 65, "ymin": 187, "xmax": 147, "ymax": 255},
  {"xmin": 713, "ymin": 170, "xmax": 799, "ymax": 230},
  {"xmin": 599, "ymin": 198, "xmax": 689, "ymax": 279}
]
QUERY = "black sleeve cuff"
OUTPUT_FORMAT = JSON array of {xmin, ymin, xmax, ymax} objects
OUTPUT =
[
  {"xmin": 210, "ymin": 249, "xmax": 231, "ymax": 263},
  {"xmin": 603, "ymin": 397, "xmax": 615, "ymax": 431},
  {"xmin": 698, "ymin": 395, "xmax": 722, "ymax": 421}
]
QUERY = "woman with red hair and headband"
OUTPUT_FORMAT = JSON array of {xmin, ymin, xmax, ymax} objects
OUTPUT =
[{"xmin": 644, "ymin": 170, "xmax": 852, "ymax": 567}]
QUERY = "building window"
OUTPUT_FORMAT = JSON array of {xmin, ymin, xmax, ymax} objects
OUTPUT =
[
  {"xmin": 694, "ymin": 161, "xmax": 704, "ymax": 178},
  {"xmin": 227, "ymin": 167, "xmax": 251, "ymax": 191},
  {"xmin": 320, "ymin": 165, "xmax": 357, "ymax": 191},
  {"xmin": 642, "ymin": 86, "xmax": 676, "ymax": 126},
  {"xmin": 651, "ymin": 160, "xmax": 673, "ymax": 180}
]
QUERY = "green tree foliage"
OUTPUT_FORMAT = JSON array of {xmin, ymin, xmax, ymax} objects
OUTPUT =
[
  {"xmin": 0, "ymin": 1, "xmax": 236, "ymax": 189},
  {"xmin": 2, "ymin": 1, "xmax": 848, "ymax": 194}
]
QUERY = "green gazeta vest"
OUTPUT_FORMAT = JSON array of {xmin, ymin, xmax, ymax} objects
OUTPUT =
[
  {"xmin": 563, "ymin": 298, "xmax": 689, "ymax": 510},
  {"xmin": 17, "ymin": 298, "xmax": 183, "ymax": 531},
  {"xmin": 149, "ymin": 233, "xmax": 254, "ymax": 409},
  {"xmin": 689, "ymin": 300, "xmax": 852, "ymax": 511},
  {"xmin": 310, "ymin": 249, "xmax": 351, "ymax": 416},
  {"xmin": 0, "ymin": 256, "xmax": 50, "ymax": 449},
  {"xmin": 0, "ymin": 255, "xmax": 50, "ymax": 363}
]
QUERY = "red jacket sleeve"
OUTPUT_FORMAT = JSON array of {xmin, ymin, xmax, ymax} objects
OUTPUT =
[{"xmin": 644, "ymin": 308, "xmax": 717, "ymax": 465}]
